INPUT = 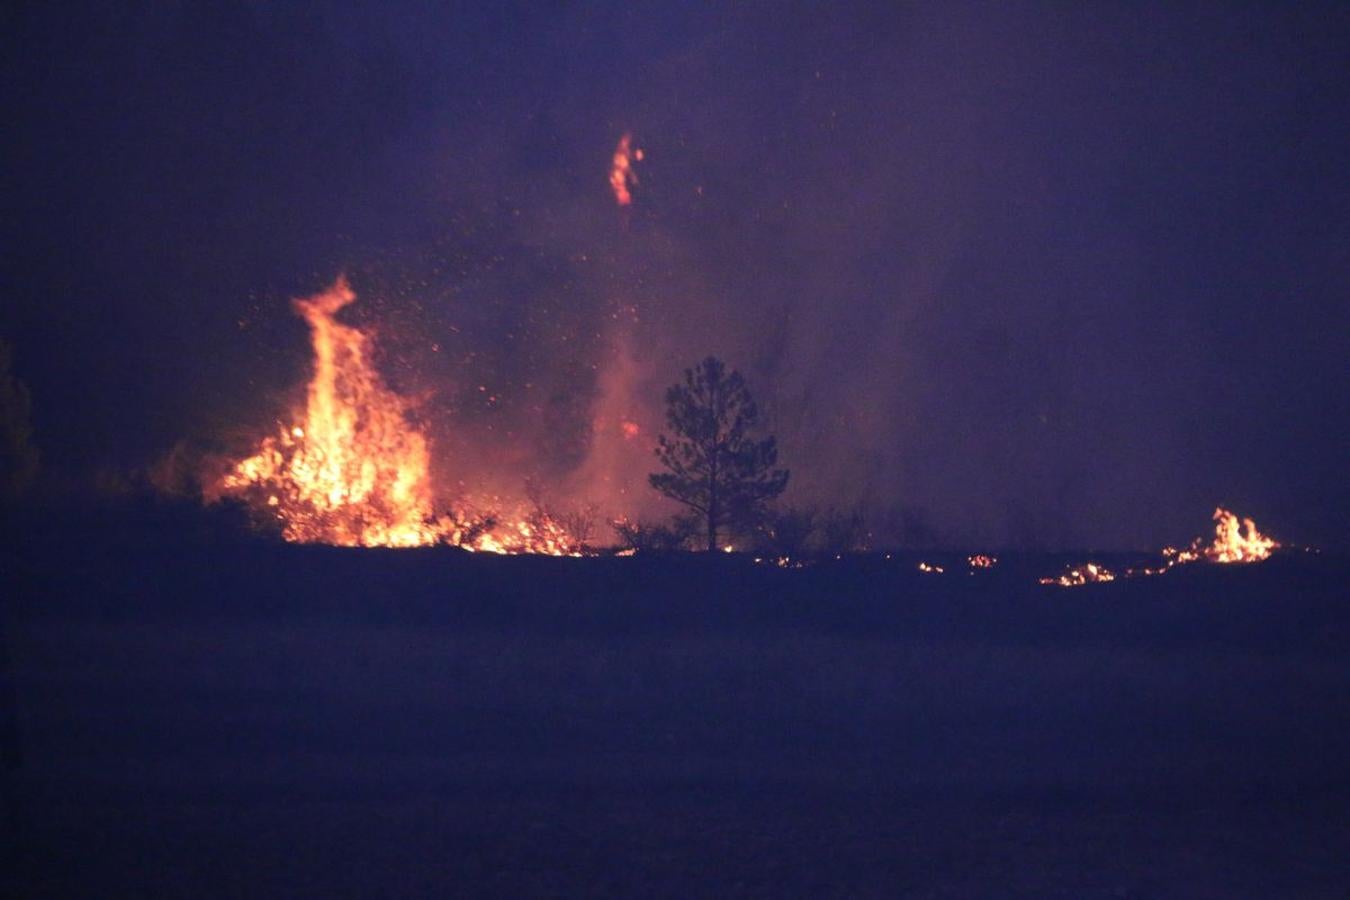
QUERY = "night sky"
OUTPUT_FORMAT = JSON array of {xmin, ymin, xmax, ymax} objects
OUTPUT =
[{"xmin": 4, "ymin": 2, "xmax": 1347, "ymax": 549}]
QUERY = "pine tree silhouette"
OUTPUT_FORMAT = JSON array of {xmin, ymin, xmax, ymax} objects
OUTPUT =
[{"xmin": 650, "ymin": 357, "xmax": 788, "ymax": 551}]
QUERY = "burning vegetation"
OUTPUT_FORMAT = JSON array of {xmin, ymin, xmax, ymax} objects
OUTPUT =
[
  {"xmin": 210, "ymin": 279, "xmax": 582, "ymax": 554},
  {"xmin": 1039, "ymin": 507, "xmax": 1280, "ymax": 588},
  {"xmin": 204, "ymin": 279, "xmax": 1287, "ymax": 575},
  {"xmin": 1202, "ymin": 508, "xmax": 1278, "ymax": 563}
]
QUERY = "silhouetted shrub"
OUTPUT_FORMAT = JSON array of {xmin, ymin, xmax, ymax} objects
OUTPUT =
[
  {"xmin": 817, "ymin": 506, "xmax": 869, "ymax": 554},
  {"xmin": 611, "ymin": 517, "xmax": 697, "ymax": 553},
  {"xmin": 754, "ymin": 506, "xmax": 818, "ymax": 557}
]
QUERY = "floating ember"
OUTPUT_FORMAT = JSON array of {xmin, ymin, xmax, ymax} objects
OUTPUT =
[
  {"xmin": 211, "ymin": 278, "xmax": 580, "ymax": 554},
  {"xmin": 609, "ymin": 132, "xmax": 642, "ymax": 207},
  {"xmin": 917, "ymin": 561, "xmax": 944, "ymax": 574}
]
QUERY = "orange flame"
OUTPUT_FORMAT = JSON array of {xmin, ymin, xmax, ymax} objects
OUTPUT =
[
  {"xmin": 1138, "ymin": 507, "xmax": 1277, "ymax": 572},
  {"xmin": 214, "ymin": 279, "xmax": 581, "ymax": 554},
  {"xmin": 610, "ymin": 132, "xmax": 641, "ymax": 207},
  {"xmin": 218, "ymin": 278, "xmax": 440, "ymax": 547},
  {"xmin": 1203, "ymin": 507, "xmax": 1277, "ymax": 563}
]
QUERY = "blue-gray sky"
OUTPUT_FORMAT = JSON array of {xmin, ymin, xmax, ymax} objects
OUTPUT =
[{"xmin": 4, "ymin": 2, "xmax": 1347, "ymax": 548}]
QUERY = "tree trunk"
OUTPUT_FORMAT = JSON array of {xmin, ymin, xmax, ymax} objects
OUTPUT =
[{"xmin": 707, "ymin": 446, "xmax": 718, "ymax": 551}]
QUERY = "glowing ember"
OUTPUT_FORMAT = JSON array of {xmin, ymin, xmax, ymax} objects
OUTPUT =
[
  {"xmin": 968, "ymin": 554, "xmax": 997, "ymax": 569},
  {"xmin": 212, "ymin": 279, "xmax": 580, "ymax": 554},
  {"xmin": 917, "ymin": 562, "xmax": 944, "ymax": 574},
  {"xmin": 1040, "ymin": 562, "xmax": 1116, "ymax": 587},
  {"xmin": 1160, "ymin": 545, "xmax": 1200, "ymax": 566},
  {"xmin": 609, "ymin": 132, "xmax": 642, "ymax": 207},
  {"xmin": 753, "ymin": 556, "xmax": 804, "ymax": 569}
]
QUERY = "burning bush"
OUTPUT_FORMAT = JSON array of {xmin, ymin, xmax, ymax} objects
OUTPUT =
[{"xmin": 210, "ymin": 279, "xmax": 581, "ymax": 554}]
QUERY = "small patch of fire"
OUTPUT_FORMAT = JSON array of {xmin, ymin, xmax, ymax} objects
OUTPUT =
[
  {"xmin": 1040, "ymin": 562, "xmax": 1116, "ymax": 587},
  {"xmin": 917, "ymin": 561, "xmax": 944, "ymax": 574},
  {"xmin": 1123, "ymin": 507, "xmax": 1278, "ymax": 577},
  {"xmin": 1200, "ymin": 507, "xmax": 1278, "ymax": 563},
  {"xmin": 968, "ymin": 554, "xmax": 997, "ymax": 570},
  {"xmin": 210, "ymin": 279, "xmax": 582, "ymax": 555}
]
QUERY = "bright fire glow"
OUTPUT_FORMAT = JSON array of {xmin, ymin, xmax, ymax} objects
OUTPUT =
[
  {"xmin": 213, "ymin": 279, "xmax": 580, "ymax": 554},
  {"xmin": 917, "ymin": 561, "xmax": 944, "ymax": 574},
  {"xmin": 968, "ymin": 554, "xmax": 997, "ymax": 569}
]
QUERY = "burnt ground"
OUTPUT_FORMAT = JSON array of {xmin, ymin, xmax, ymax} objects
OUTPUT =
[{"xmin": 2, "ymin": 503, "xmax": 1348, "ymax": 897}]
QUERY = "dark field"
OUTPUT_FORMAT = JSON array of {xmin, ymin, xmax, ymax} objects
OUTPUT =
[{"xmin": 2, "ymin": 513, "xmax": 1348, "ymax": 897}]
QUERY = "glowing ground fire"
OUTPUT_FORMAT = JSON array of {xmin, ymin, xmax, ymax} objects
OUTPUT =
[{"xmin": 212, "ymin": 279, "xmax": 580, "ymax": 554}]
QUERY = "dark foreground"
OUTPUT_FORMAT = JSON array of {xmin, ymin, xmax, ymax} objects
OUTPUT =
[{"xmin": 3, "ymin": 513, "xmax": 1348, "ymax": 897}]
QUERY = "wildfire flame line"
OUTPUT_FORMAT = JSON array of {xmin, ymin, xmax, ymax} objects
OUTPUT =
[{"xmin": 1040, "ymin": 506, "xmax": 1279, "ymax": 587}]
